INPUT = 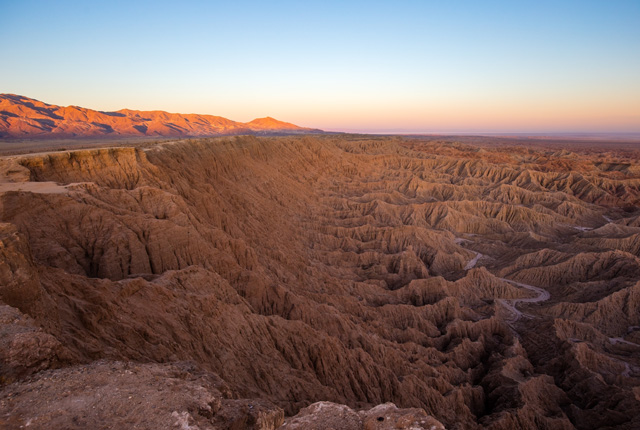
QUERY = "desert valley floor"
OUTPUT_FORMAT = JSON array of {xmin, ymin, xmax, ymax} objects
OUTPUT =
[{"xmin": 0, "ymin": 135, "xmax": 639, "ymax": 429}]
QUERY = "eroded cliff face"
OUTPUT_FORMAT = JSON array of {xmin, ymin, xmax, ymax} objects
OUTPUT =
[{"xmin": 0, "ymin": 135, "xmax": 639, "ymax": 429}]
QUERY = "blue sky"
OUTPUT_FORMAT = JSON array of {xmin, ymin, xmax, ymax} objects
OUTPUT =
[{"xmin": 2, "ymin": 0, "xmax": 639, "ymax": 132}]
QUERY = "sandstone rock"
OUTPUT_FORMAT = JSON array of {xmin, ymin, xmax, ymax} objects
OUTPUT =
[
  {"xmin": 280, "ymin": 401, "xmax": 362, "ymax": 430},
  {"xmin": 360, "ymin": 403, "xmax": 446, "ymax": 430},
  {"xmin": 280, "ymin": 401, "xmax": 446, "ymax": 430}
]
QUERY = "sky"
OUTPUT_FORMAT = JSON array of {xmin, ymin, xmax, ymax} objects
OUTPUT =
[{"xmin": 2, "ymin": 0, "xmax": 639, "ymax": 133}]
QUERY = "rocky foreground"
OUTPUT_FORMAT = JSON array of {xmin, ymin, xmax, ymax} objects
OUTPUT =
[{"xmin": 0, "ymin": 135, "xmax": 639, "ymax": 429}]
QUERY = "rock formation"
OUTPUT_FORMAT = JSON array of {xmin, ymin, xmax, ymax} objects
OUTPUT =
[{"xmin": 0, "ymin": 135, "xmax": 639, "ymax": 429}]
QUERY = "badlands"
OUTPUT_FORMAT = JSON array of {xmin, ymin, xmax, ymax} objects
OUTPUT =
[{"xmin": 0, "ymin": 134, "xmax": 639, "ymax": 429}]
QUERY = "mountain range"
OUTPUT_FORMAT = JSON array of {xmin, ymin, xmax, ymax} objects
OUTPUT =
[{"xmin": 0, "ymin": 94, "xmax": 323, "ymax": 139}]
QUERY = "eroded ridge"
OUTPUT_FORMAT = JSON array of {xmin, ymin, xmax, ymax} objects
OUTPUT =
[{"xmin": 1, "ymin": 135, "xmax": 639, "ymax": 429}]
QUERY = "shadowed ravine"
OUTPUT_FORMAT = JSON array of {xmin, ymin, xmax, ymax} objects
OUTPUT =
[{"xmin": 1, "ymin": 135, "xmax": 639, "ymax": 429}]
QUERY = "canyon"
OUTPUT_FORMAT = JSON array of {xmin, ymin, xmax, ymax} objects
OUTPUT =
[{"xmin": 0, "ymin": 134, "xmax": 639, "ymax": 429}]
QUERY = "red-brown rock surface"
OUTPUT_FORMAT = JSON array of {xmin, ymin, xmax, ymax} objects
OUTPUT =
[
  {"xmin": 0, "ymin": 135, "xmax": 639, "ymax": 429},
  {"xmin": 280, "ymin": 402, "xmax": 445, "ymax": 430}
]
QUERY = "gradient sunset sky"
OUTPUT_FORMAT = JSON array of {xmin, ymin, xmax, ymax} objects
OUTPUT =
[{"xmin": 2, "ymin": 0, "xmax": 639, "ymax": 133}]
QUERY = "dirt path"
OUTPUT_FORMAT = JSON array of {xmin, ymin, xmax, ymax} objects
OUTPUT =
[
  {"xmin": 0, "ymin": 181, "xmax": 71, "ymax": 194},
  {"xmin": 464, "ymin": 251, "xmax": 483, "ymax": 270},
  {"xmin": 496, "ymin": 278, "xmax": 551, "ymax": 323},
  {"xmin": 609, "ymin": 337, "xmax": 639, "ymax": 347}
]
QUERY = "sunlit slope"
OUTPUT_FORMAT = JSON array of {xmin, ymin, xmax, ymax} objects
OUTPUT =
[{"xmin": 0, "ymin": 94, "xmax": 322, "ymax": 138}]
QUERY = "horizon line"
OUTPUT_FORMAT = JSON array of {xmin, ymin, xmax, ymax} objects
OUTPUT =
[{"xmin": 326, "ymin": 129, "xmax": 640, "ymax": 138}]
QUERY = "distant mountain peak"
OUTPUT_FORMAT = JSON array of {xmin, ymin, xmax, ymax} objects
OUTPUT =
[
  {"xmin": 246, "ymin": 116, "xmax": 303, "ymax": 131},
  {"xmin": 0, "ymin": 94, "xmax": 323, "ymax": 139}
]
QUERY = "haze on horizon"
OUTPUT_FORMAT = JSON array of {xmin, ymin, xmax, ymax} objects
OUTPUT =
[{"xmin": 2, "ymin": 0, "xmax": 639, "ymax": 134}]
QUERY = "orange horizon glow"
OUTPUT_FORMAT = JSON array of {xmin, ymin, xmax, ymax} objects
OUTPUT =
[{"xmin": 2, "ymin": 1, "xmax": 639, "ymax": 134}]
